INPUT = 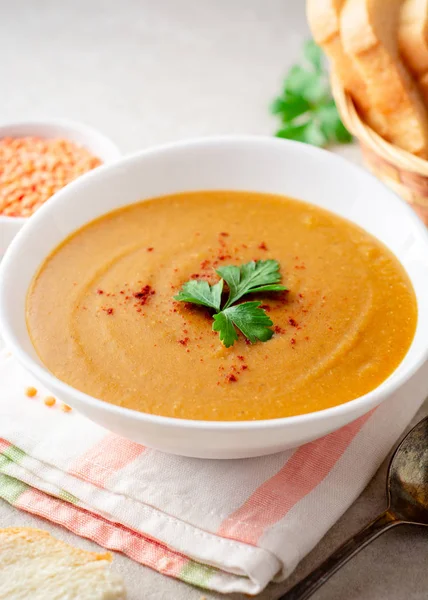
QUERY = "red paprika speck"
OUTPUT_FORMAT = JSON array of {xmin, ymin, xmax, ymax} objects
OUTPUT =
[
  {"xmin": 200, "ymin": 259, "xmax": 210, "ymax": 270},
  {"xmin": 258, "ymin": 241, "xmax": 268, "ymax": 251},
  {"xmin": 245, "ymin": 338, "xmax": 252, "ymax": 345},
  {"xmin": 274, "ymin": 325, "xmax": 285, "ymax": 334},
  {"xmin": 227, "ymin": 374, "xmax": 237, "ymax": 383},
  {"xmin": 220, "ymin": 232, "xmax": 229, "ymax": 237},
  {"xmin": 305, "ymin": 336, "xmax": 309, "ymax": 341},
  {"xmin": 104, "ymin": 308, "xmax": 114, "ymax": 315},
  {"xmin": 133, "ymin": 285, "xmax": 155, "ymax": 306},
  {"xmin": 190, "ymin": 273, "xmax": 200, "ymax": 279},
  {"xmin": 291, "ymin": 338, "xmax": 296, "ymax": 346},
  {"xmin": 241, "ymin": 365, "xmax": 248, "ymax": 371},
  {"xmin": 259, "ymin": 304, "xmax": 271, "ymax": 312},
  {"xmin": 96, "ymin": 289, "xmax": 104, "ymax": 295},
  {"xmin": 298, "ymin": 293, "xmax": 304, "ymax": 298},
  {"xmin": 218, "ymin": 254, "xmax": 231, "ymax": 261},
  {"xmin": 237, "ymin": 355, "xmax": 245, "ymax": 361},
  {"xmin": 288, "ymin": 317, "xmax": 298, "ymax": 327},
  {"xmin": 178, "ymin": 337, "xmax": 189, "ymax": 346},
  {"xmin": 147, "ymin": 247, "xmax": 154, "ymax": 252},
  {"xmin": 120, "ymin": 290, "xmax": 125, "ymax": 294}
]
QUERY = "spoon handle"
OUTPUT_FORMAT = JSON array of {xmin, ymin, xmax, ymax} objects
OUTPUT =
[{"xmin": 279, "ymin": 511, "xmax": 399, "ymax": 600}]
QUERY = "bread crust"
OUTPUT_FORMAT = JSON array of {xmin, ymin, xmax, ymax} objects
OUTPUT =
[
  {"xmin": 0, "ymin": 527, "xmax": 112, "ymax": 563},
  {"xmin": 341, "ymin": 0, "xmax": 428, "ymax": 158},
  {"xmin": 306, "ymin": 0, "xmax": 388, "ymax": 137}
]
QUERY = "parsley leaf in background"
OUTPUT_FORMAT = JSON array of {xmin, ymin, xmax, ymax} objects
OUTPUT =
[
  {"xmin": 174, "ymin": 259, "xmax": 287, "ymax": 347},
  {"xmin": 271, "ymin": 40, "xmax": 352, "ymax": 147}
]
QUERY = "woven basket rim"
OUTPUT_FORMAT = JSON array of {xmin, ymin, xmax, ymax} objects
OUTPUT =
[{"xmin": 331, "ymin": 74, "xmax": 428, "ymax": 176}]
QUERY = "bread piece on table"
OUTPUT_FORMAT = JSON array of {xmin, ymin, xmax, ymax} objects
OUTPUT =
[
  {"xmin": 399, "ymin": 0, "xmax": 428, "ymax": 102},
  {"xmin": 0, "ymin": 527, "xmax": 126, "ymax": 600},
  {"xmin": 306, "ymin": 0, "xmax": 387, "ymax": 137},
  {"xmin": 341, "ymin": 0, "xmax": 428, "ymax": 158}
]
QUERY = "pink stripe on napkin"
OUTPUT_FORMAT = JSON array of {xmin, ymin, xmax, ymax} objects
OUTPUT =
[
  {"xmin": 218, "ymin": 411, "xmax": 373, "ymax": 545},
  {"xmin": 68, "ymin": 433, "xmax": 145, "ymax": 487},
  {"xmin": 16, "ymin": 487, "xmax": 188, "ymax": 576},
  {"xmin": 0, "ymin": 439, "xmax": 11, "ymax": 453}
]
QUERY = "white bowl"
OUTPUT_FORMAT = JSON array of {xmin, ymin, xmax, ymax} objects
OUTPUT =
[
  {"xmin": 0, "ymin": 119, "xmax": 121, "ymax": 254},
  {"xmin": 1, "ymin": 136, "xmax": 428, "ymax": 459}
]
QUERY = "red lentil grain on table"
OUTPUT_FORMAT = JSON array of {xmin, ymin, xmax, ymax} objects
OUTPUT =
[{"xmin": 0, "ymin": 136, "xmax": 102, "ymax": 217}]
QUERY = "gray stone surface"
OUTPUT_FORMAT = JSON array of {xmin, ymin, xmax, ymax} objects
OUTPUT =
[{"xmin": 0, "ymin": 0, "xmax": 426, "ymax": 598}]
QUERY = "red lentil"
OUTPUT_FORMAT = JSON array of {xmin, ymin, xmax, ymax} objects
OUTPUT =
[
  {"xmin": 44, "ymin": 396, "xmax": 56, "ymax": 407},
  {"xmin": 0, "ymin": 136, "xmax": 102, "ymax": 217}
]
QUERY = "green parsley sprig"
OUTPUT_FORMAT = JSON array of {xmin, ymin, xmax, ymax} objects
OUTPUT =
[
  {"xmin": 174, "ymin": 259, "xmax": 287, "ymax": 348},
  {"xmin": 271, "ymin": 40, "xmax": 352, "ymax": 147}
]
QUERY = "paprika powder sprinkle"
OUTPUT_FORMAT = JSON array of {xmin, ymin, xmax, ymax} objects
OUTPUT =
[{"xmin": 133, "ymin": 285, "xmax": 155, "ymax": 306}]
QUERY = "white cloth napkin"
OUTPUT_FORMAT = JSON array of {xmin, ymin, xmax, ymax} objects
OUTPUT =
[{"xmin": 0, "ymin": 335, "xmax": 426, "ymax": 595}]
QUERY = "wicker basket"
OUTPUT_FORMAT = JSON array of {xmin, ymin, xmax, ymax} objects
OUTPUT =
[{"xmin": 331, "ymin": 75, "xmax": 428, "ymax": 225}]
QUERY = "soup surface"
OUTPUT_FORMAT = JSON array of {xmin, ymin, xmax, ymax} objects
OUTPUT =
[{"xmin": 26, "ymin": 191, "xmax": 417, "ymax": 420}]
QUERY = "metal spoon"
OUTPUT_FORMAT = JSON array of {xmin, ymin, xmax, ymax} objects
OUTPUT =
[{"xmin": 280, "ymin": 415, "xmax": 428, "ymax": 600}]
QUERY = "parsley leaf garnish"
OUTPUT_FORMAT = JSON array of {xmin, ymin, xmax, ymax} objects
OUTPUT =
[
  {"xmin": 174, "ymin": 259, "xmax": 287, "ymax": 348},
  {"xmin": 271, "ymin": 40, "xmax": 352, "ymax": 147},
  {"xmin": 174, "ymin": 279, "xmax": 223, "ymax": 311},
  {"xmin": 216, "ymin": 259, "xmax": 286, "ymax": 308},
  {"xmin": 212, "ymin": 302, "xmax": 274, "ymax": 347}
]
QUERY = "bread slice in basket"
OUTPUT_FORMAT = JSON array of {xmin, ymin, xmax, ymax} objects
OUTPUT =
[
  {"xmin": 399, "ymin": 0, "xmax": 428, "ymax": 103},
  {"xmin": 0, "ymin": 527, "xmax": 126, "ymax": 600},
  {"xmin": 306, "ymin": 0, "xmax": 387, "ymax": 137},
  {"xmin": 341, "ymin": 0, "xmax": 428, "ymax": 158}
]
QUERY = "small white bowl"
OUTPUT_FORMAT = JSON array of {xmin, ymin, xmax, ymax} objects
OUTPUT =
[
  {"xmin": 0, "ymin": 119, "xmax": 121, "ymax": 254},
  {"xmin": 1, "ymin": 136, "xmax": 428, "ymax": 459}
]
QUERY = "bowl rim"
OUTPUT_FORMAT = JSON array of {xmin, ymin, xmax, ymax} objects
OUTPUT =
[
  {"xmin": 0, "ymin": 117, "xmax": 121, "ymax": 224},
  {"xmin": 1, "ymin": 134, "xmax": 428, "ymax": 431}
]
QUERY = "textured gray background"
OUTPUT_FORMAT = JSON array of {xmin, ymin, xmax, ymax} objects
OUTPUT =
[{"xmin": 1, "ymin": 1, "xmax": 427, "ymax": 598}]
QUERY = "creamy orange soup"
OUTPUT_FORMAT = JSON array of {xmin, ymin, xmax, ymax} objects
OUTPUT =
[{"xmin": 26, "ymin": 191, "xmax": 417, "ymax": 420}]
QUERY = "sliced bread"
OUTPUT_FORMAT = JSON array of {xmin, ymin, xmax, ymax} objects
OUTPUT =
[
  {"xmin": 0, "ymin": 527, "xmax": 126, "ymax": 600},
  {"xmin": 306, "ymin": 0, "xmax": 387, "ymax": 136},
  {"xmin": 341, "ymin": 0, "xmax": 428, "ymax": 158},
  {"xmin": 399, "ymin": 0, "xmax": 428, "ymax": 102}
]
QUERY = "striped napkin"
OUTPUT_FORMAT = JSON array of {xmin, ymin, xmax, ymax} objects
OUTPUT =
[{"xmin": 0, "ymin": 335, "xmax": 426, "ymax": 595}]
